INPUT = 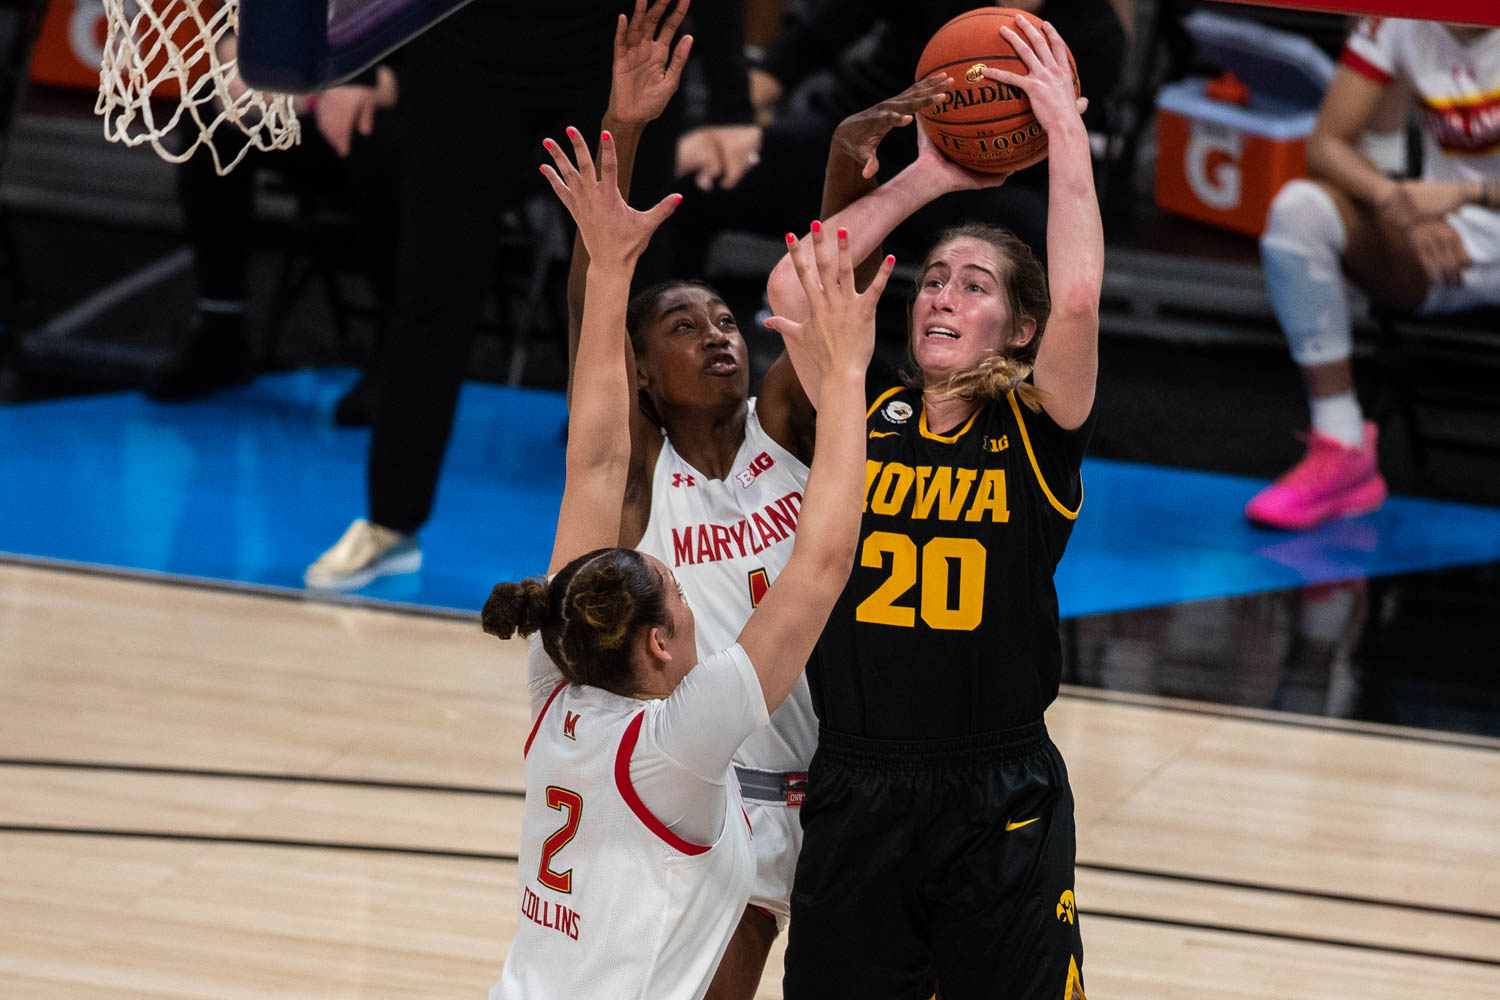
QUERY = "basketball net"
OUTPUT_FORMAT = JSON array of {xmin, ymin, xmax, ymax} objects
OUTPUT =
[{"xmin": 96, "ymin": 0, "xmax": 300, "ymax": 175}]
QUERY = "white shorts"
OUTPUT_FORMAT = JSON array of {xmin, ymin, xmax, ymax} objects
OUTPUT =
[
  {"xmin": 745, "ymin": 799, "xmax": 802, "ymax": 931},
  {"xmin": 1423, "ymin": 206, "xmax": 1500, "ymax": 314}
]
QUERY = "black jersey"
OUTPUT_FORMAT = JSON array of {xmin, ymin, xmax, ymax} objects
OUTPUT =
[{"xmin": 806, "ymin": 360, "xmax": 1092, "ymax": 738}]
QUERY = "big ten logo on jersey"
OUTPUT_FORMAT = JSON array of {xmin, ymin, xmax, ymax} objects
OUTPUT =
[
  {"xmin": 735, "ymin": 451, "xmax": 775, "ymax": 488},
  {"xmin": 983, "ymin": 434, "xmax": 1009, "ymax": 453},
  {"xmin": 670, "ymin": 492, "xmax": 803, "ymax": 567}
]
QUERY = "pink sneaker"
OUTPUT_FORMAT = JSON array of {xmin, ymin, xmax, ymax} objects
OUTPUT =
[{"xmin": 1245, "ymin": 421, "xmax": 1388, "ymax": 530}]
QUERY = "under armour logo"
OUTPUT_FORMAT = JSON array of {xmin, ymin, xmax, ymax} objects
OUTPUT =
[
  {"xmin": 671, "ymin": 473, "xmax": 696, "ymax": 488},
  {"xmin": 563, "ymin": 711, "xmax": 580, "ymax": 740},
  {"xmin": 1056, "ymin": 889, "xmax": 1076, "ymax": 925}
]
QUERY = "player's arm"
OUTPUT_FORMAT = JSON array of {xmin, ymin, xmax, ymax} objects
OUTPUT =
[
  {"xmin": 758, "ymin": 73, "xmax": 959, "ymax": 452},
  {"xmin": 765, "ymin": 91, "xmax": 1005, "ymax": 334},
  {"xmin": 564, "ymin": 0, "xmax": 692, "ymax": 414},
  {"xmin": 822, "ymin": 74, "xmax": 954, "ymax": 266},
  {"xmin": 1306, "ymin": 65, "xmax": 1399, "ymax": 209},
  {"xmin": 1315, "ymin": 63, "xmax": 1494, "ymax": 227},
  {"xmin": 543, "ymin": 129, "xmax": 681, "ymax": 573},
  {"xmin": 756, "ymin": 352, "xmax": 817, "ymax": 464},
  {"xmin": 985, "ymin": 18, "xmax": 1101, "ymax": 431},
  {"xmin": 738, "ymin": 230, "xmax": 895, "ymax": 713}
]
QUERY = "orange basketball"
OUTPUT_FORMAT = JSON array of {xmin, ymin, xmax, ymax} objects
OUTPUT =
[{"xmin": 914, "ymin": 7, "xmax": 1080, "ymax": 174}]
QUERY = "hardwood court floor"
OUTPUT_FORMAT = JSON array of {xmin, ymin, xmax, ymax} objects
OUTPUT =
[{"xmin": 3, "ymin": 563, "xmax": 1498, "ymax": 998}]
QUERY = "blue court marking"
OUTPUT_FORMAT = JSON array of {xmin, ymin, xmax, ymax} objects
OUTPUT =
[
  {"xmin": 2, "ymin": 371, "xmax": 1498, "ymax": 616},
  {"xmin": 0, "ymin": 370, "xmax": 565, "ymax": 613},
  {"xmin": 1058, "ymin": 459, "xmax": 1500, "ymax": 617}
]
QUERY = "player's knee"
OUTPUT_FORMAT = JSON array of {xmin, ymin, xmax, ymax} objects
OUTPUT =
[
  {"xmin": 1262, "ymin": 179, "xmax": 1345, "ymax": 260},
  {"xmin": 1260, "ymin": 180, "xmax": 1355, "ymax": 365}
]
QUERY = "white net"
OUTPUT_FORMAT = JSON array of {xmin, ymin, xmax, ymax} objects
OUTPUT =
[{"xmin": 96, "ymin": 0, "xmax": 301, "ymax": 175}]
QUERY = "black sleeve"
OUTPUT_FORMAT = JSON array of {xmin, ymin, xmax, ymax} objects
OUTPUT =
[{"xmin": 1027, "ymin": 399, "xmax": 1096, "ymax": 510}]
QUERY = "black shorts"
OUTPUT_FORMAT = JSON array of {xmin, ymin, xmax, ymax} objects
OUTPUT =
[{"xmin": 783, "ymin": 722, "xmax": 1085, "ymax": 1000}]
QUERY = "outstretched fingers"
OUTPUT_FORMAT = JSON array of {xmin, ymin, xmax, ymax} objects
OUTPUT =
[
  {"xmin": 666, "ymin": 32, "xmax": 694, "ymax": 83},
  {"xmin": 809, "ymin": 220, "xmax": 839, "ymax": 291},
  {"xmin": 1041, "ymin": 20, "xmax": 1072, "ymax": 67},
  {"xmin": 539, "ymin": 134, "xmax": 580, "ymax": 204},
  {"xmin": 785, "ymin": 231, "xmax": 824, "ymax": 306},
  {"xmin": 980, "ymin": 64, "xmax": 1025, "ymax": 89},
  {"xmin": 892, "ymin": 72, "xmax": 952, "ymax": 115},
  {"xmin": 613, "ymin": 11, "xmax": 630, "ymax": 63},
  {"xmin": 999, "ymin": 19, "xmax": 1049, "ymax": 76},
  {"xmin": 864, "ymin": 251, "xmax": 898, "ymax": 304},
  {"xmin": 598, "ymin": 128, "xmax": 618, "ymax": 185},
  {"xmin": 829, "ymin": 227, "xmax": 854, "ymax": 298},
  {"xmin": 643, "ymin": 191, "xmax": 684, "ymax": 232},
  {"xmin": 564, "ymin": 125, "xmax": 596, "ymax": 180},
  {"xmin": 655, "ymin": 0, "xmax": 690, "ymax": 44},
  {"xmin": 624, "ymin": 0, "xmax": 648, "ymax": 47}
]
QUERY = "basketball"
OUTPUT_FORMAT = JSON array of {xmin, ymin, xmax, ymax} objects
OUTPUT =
[{"xmin": 914, "ymin": 7, "xmax": 1080, "ymax": 174}]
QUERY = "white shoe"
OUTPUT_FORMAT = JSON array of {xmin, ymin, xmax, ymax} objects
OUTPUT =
[{"xmin": 304, "ymin": 519, "xmax": 422, "ymax": 590}]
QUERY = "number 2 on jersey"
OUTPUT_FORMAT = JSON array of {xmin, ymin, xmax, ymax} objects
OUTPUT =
[
  {"xmin": 855, "ymin": 531, "xmax": 986, "ymax": 630},
  {"xmin": 538, "ymin": 786, "xmax": 582, "ymax": 893}
]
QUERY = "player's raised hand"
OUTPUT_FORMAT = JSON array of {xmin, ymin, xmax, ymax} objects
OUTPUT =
[
  {"xmin": 606, "ymin": 0, "xmax": 693, "ymax": 128},
  {"xmin": 982, "ymin": 18, "xmax": 1087, "ymax": 131},
  {"xmin": 540, "ymin": 127, "xmax": 681, "ymax": 264},
  {"xmin": 832, "ymin": 72, "xmax": 953, "ymax": 180},
  {"xmin": 765, "ymin": 225, "xmax": 894, "ymax": 378}
]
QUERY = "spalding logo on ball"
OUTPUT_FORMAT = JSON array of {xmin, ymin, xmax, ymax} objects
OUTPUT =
[{"xmin": 916, "ymin": 6, "xmax": 1080, "ymax": 174}]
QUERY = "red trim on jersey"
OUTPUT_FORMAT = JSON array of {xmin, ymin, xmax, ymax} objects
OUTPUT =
[
  {"xmin": 614, "ymin": 712, "xmax": 712, "ymax": 856},
  {"xmin": 524, "ymin": 681, "xmax": 569, "ymax": 758},
  {"xmin": 1239, "ymin": 1, "xmax": 1498, "ymax": 29},
  {"xmin": 1340, "ymin": 48, "xmax": 1392, "ymax": 86}
]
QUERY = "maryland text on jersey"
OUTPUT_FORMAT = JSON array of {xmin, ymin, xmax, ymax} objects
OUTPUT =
[
  {"xmin": 1418, "ymin": 91, "xmax": 1500, "ymax": 157},
  {"xmin": 669, "ymin": 490, "xmax": 802, "ymax": 566}
]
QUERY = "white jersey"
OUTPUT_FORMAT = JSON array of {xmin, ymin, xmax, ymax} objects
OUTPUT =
[
  {"xmin": 493, "ymin": 645, "xmax": 762, "ymax": 1000},
  {"xmin": 636, "ymin": 401, "xmax": 817, "ymax": 773},
  {"xmin": 1344, "ymin": 19, "xmax": 1500, "ymax": 262}
]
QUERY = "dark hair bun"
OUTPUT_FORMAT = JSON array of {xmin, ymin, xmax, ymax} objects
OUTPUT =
[
  {"xmin": 571, "ymin": 561, "xmax": 635, "ymax": 650},
  {"xmin": 481, "ymin": 577, "xmax": 551, "ymax": 639}
]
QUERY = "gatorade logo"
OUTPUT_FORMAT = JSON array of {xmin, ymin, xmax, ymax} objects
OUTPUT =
[{"xmin": 1184, "ymin": 120, "xmax": 1243, "ymax": 211}]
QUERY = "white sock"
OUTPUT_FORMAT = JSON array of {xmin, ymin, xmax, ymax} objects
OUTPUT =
[{"xmin": 1310, "ymin": 392, "xmax": 1364, "ymax": 447}]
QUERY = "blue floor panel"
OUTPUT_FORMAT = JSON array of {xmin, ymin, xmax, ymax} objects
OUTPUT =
[{"xmin": 4, "ymin": 370, "xmax": 1498, "ymax": 616}]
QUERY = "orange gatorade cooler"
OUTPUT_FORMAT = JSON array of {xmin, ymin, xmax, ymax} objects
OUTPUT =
[
  {"xmin": 30, "ymin": 0, "xmax": 108, "ymax": 91},
  {"xmin": 1153, "ymin": 11, "xmax": 1335, "ymax": 237},
  {"xmin": 30, "ymin": 0, "xmax": 194, "ymax": 96}
]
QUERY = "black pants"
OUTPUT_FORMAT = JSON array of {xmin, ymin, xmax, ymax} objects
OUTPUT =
[
  {"xmin": 366, "ymin": 0, "xmax": 677, "ymax": 533},
  {"xmin": 784, "ymin": 723, "xmax": 1084, "ymax": 1000},
  {"xmin": 176, "ymin": 116, "xmax": 401, "ymax": 313}
]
